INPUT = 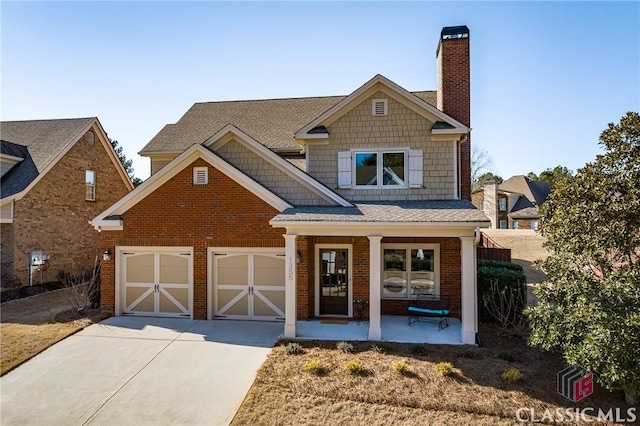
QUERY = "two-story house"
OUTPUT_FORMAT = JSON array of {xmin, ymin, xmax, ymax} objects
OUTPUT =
[
  {"xmin": 472, "ymin": 175, "xmax": 550, "ymax": 230},
  {"xmin": 1, "ymin": 118, "xmax": 134, "ymax": 289},
  {"xmin": 91, "ymin": 26, "xmax": 489, "ymax": 344}
]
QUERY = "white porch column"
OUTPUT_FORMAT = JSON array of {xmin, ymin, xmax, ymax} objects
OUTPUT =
[
  {"xmin": 368, "ymin": 235, "xmax": 383, "ymax": 341},
  {"xmin": 283, "ymin": 234, "xmax": 297, "ymax": 338},
  {"xmin": 459, "ymin": 236, "xmax": 477, "ymax": 344}
]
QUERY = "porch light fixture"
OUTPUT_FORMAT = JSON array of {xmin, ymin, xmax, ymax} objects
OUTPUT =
[
  {"xmin": 296, "ymin": 251, "xmax": 301, "ymax": 264},
  {"xmin": 103, "ymin": 248, "xmax": 111, "ymax": 262},
  {"xmin": 417, "ymin": 249, "xmax": 425, "ymax": 260}
]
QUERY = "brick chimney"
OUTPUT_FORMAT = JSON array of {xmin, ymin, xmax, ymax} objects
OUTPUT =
[{"xmin": 437, "ymin": 25, "xmax": 471, "ymax": 200}]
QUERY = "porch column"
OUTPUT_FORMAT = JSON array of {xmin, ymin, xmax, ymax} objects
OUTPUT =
[
  {"xmin": 368, "ymin": 235, "xmax": 383, "ymax": 341},
  {"xmin": 283, "ymin": 234, "xmax": 297, "ymax": 338},
  {"xmin": 459, "ymin": 236, "xmax": 477, "ymax": 344}
]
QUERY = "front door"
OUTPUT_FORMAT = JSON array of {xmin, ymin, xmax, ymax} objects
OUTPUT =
[{"xmin": 319, "ymin": 248, "xmax": 349, "ymax": 316}]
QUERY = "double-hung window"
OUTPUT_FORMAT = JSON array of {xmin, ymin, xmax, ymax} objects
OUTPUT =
[
  {"xmin": 382, "ymin": 244, "xmax": 439, "ymax": 298},
  {"xmin": 354, "ymin": 150, "xmax": 406, "ymax": 188},
  {"xmin": 85, "ymin": 170, "xmax": 96, "ymax": 201}
]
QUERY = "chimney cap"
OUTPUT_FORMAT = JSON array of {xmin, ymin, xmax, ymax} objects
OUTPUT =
[{"xmin": 441, "ymin": 25, "xmax": 470, "ymax": 40}]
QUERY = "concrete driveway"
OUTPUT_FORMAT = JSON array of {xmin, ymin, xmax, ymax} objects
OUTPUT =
[{"xmin": 0, "ymin": 317, "xmax": 283, "ymax": 426}]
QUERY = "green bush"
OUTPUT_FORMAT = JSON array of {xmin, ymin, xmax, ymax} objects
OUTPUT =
[
  {"xmin": 478, "ymin": 259, "xmax": 524, "ymax": 271},
  {"xmin": 344, "ymin": 359, "xmax": 365, "ymax": 375},
  {"xmin": 435, "ymin": 361, "xmax": 454, "ymax": 376},
  {"xmin": 303, "ymin": 359, "xmax": 325, "ymax": 375},
  {"xmin": 336, "ymin": 341, "xmax": 354, "ymax": 353},
  {"xmin": 477, "ymin": 261, "xmax": 527, "ymax": 322},
  {"xmin": 501, "ymin": 367, "xmax": 523, "ymax": 383},
  {"xmin": 285, "ymin": 342, "xmax": 304, "ymax": 355}
]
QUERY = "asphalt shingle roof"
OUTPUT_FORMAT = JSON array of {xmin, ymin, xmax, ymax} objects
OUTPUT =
[
  {"xmin": 271, "ymin": 200, "xmax": 490, "ymax": 224},
  {"xmin": 140, "ymin": 91, "xmax": 437, "ymax": 155},
  {"xmin": 499, "ymin": 175, "xmax": 550, "ymax": 207},
  {"xmin": 1, "ymin": 118, "xmax": 94, "ymax": 198}
]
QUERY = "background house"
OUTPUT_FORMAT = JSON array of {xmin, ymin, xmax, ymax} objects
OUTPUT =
[
  {"xmin": 0, "ymin": 118, "xmax": 133, "ymax": 289},
  {"xmin": 472, "ymin": 175, "xmax": 550, "ymax": 230},
  {"xmin": 92, "ymin": 26, "xmax": 489, "ymax": 344}
]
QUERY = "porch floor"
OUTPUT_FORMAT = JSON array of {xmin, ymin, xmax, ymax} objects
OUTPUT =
[{"xmin": 294, "ymin": 315, "xmax": 463, "ymax": 345}]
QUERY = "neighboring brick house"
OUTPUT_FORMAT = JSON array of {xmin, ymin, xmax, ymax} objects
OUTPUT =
[
  {"xmin": 92, "ymin": 26, "xmax": 490, "ymax": 344},
  {"xmin": 0, "ymin": 118, "xmax": 134, "ymax": 288},
  {"xmin": 472, "ymin": 175, "xmax": 550, "ymax": 230}
]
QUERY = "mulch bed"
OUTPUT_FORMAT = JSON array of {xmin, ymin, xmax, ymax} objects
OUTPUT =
[{"xmin": 0, "ymin": 281, "xmax": 66, "ymax": 304}]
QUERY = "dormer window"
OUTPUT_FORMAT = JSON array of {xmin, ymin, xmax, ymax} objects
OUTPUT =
[{"xmin": 372, "ymin": 99, "xmax": 388, "ymax": 116}]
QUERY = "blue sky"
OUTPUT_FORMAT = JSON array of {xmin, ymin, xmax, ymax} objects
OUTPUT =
[{"xmin": 2, "ymin": 1, "xmax": 638, "ymax": 180}]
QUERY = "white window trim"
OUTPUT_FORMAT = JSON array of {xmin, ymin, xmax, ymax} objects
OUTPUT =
[
  {"xmin": 372, "ymin": 99, "xmax": 388, "ymax": 116},
  {"xmin": 85, "ymin": 170, "xmax": 96, "ymax": 201},
  {"xmin": 352, "ymin": 149, "xmax": 408, "ymax": 189},
  {"xmin": 381, "ymin": 243, "xmax": 440, "ymax": 300},
  {"xmin": 193, "ymin": 167, "xmax": 208, "ymax": 185}
]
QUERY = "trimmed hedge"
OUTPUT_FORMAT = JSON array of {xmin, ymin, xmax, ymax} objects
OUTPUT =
[{"xmin": 477, "ymin": 260, "xmax": 527, "ymax": 322}]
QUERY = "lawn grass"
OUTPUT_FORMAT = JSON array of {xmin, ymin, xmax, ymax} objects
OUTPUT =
[{"xmin": 232, "ymin": 325, "xmax": 626, "ymax": 426}]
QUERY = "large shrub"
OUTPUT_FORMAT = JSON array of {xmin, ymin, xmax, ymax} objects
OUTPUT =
[{"xmin": 477, "ymin": 259, "xmax": 526, "ymax": 322}]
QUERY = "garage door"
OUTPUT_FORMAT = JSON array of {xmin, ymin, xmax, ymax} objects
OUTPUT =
[
  {"xmin": 118, "ymin": 247, "xmax": 193, "ymax": 318},
  {"xmin": 210, "ymin": 249, "xmax": 285, "ymax": 321}
]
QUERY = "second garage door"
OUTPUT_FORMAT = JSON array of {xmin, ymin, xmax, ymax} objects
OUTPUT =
[{"xmin": 210, "ymin": 249, "xmax": 285, "ymax": 321}]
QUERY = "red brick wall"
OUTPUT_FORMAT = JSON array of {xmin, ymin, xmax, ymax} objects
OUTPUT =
[
  {"xmin": 100, "ymin": 158, "xmax": 285, "ymax": 319},
  {"xmin": 3, "ymin": 129, "xmax": 131, "ymax": 287},
  {"xmin": 298, "ymin": 236, "xmax": 462, "ymax": 320},
  {"xmin": 438, "ymin": 36, "xmax": 471, "ymax": 201}
]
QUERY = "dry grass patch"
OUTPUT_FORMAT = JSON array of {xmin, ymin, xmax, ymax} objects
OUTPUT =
[
  {"xmin": 232, "ymin": 325, "xmax": 625, "ymax": 425},
  {"xmin": 1, "ymin": 289, "xmax": 108, "ymax": 376}
]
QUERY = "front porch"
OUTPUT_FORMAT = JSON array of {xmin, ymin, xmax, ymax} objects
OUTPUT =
[{"xmin": 294, "ymin": 315, "xmax": 464, "ymax": 345}]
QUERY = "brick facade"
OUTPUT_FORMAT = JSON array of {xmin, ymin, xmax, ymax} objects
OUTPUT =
[
  {"xmin": 99, "ymin": 158, "xmax": 286, "ymax": 318},
  {"xmin": 295, "ymin": 236, "xmax": 462, "ymax": 320},
  {"xmin": 1, "ymin": 130, "xmax": 131, "ymax": 287}
]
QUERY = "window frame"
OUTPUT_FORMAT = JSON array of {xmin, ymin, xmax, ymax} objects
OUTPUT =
[
  {"xmin": 531, "ymin": 220, "xmax": 539, "ymax": 230},
  {"xmin": 85, "ymin": 170, "xmax": 96, "ymax": 201},
  {"xmin": 352, "ymin": 149, "xmax": 408, "ymax": 189},
  {"xmin": 381, "ymin": 243, "xmax": 440, "ymax": 300},
  {"xmin": 511, "ymin": 221, "xmax": 518, "ymax": 229},
  {"xmin": 499, "ymin": 197, "xmax": 507, "ymax": 211},
  {"xmin": 499, "ymin": 220, "xmax": 507, "ymax": 229}
]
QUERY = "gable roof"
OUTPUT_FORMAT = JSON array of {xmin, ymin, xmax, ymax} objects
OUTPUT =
[
  {"xmin": 92, "ymin": 144, "xmax": 294, "ymax": 231},
  {"xmin": 203, "ymin": 124, "xmax": 351, "ymax": 207},
  {"xmin": 295, "ymin": 74, "xmax": 468, "ymax": 141},
  {"xmin": 0, "ymin": 118, "xmax": 133, "ymax": 202},
  {"xmin": 499, "ymin": 175, "xmax": 550, "ymax": 207},
  {"xmin": 139, "ymin": 90, "xmax": 437, "ymax": 156}
]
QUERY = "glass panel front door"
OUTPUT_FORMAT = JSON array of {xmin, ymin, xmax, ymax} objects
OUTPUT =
[{"xmin": 319, "ymin": 249, "xmax": 349, "ymax": 315}]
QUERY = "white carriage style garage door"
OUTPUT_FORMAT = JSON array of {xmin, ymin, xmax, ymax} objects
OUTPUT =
[
  {"xmin": 117, "ymin": 247, "xmax": 193, "ymax": 318},
  {"xmin": 209, "ymin": 248, "xmax": 286, "ymax": 321}
]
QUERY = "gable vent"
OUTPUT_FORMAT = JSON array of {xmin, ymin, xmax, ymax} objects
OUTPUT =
[
  {"xmin": 372, "ymin": 99, "xmax": 388, "ymax": 116},
  {"xmin": 193, "ymin": 167, "xmax": 208, "ymax": 185}
]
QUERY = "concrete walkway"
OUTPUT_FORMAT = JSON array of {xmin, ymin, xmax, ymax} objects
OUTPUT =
[{"xmin": 0, "ymin": 317, "xmax": 282, "ymax": 426}]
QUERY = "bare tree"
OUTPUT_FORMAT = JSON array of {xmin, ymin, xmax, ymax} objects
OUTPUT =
[{"xmin": 471, "ymin": 146, "xmax": 496, "ymax": 189}]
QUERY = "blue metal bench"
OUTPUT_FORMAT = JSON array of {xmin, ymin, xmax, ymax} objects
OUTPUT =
[{"xmin": 408, "ymin": 296, "xmax": 450, "ymax": 330}]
